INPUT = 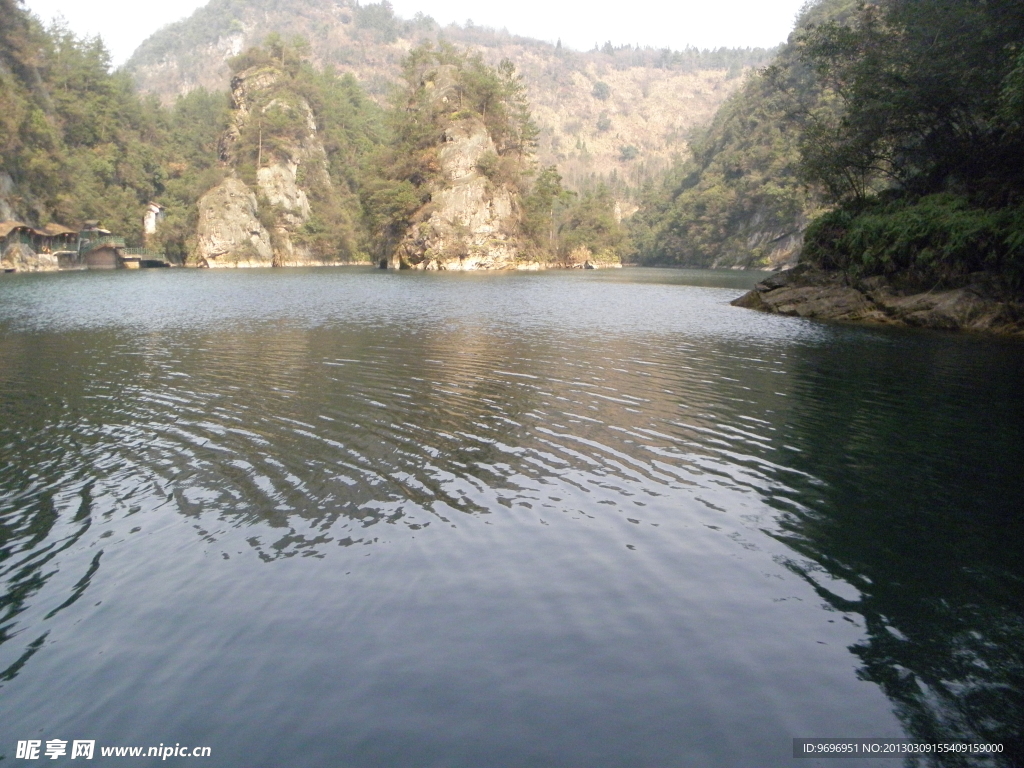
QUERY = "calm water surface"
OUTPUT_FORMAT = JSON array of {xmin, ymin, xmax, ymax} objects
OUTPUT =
[{"xmin": 1, "ymin": 268, "xmax": 1022, "ymax": 767}]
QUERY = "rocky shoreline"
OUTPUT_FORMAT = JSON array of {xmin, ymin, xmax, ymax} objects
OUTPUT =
[{"xmin": 732, "ymin": 264, "xmax": 1024, "ymax": 336}]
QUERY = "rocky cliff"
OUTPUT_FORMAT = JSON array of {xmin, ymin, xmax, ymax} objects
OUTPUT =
[
  {"xmin": 391, "ymin": 115, "xmax": 526, "ymax": 270},
  {"xmin": 0, "ymin": 244, "xmax": 61, "ymax": 273},
  {"xmin": 195, "ymin": 177, "xmax": 274, "ymax": 267},
  {"xmin": 720, "ymin": 210, "xmax": 809, "ymax": 270},
  {"xmin": 0, "ymin": 173, "xmax": 19, "ymax": 223},
  {"xmin": 195, "ymin": 65, "xmax": 356, "ymax": 267}
]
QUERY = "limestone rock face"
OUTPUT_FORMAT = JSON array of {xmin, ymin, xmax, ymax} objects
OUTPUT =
[
  {"xmin": 196, "ymin": 66, "xmax": 343, "ymax": 267},
  {"xmin": 195, "ymin": 177, "xmax": 274, "ymax": 268},
  {"xmin": 0, "ymin": 173, "xmax": 19, "ymax": 223},
  {"xmin": 732, "ymin": 265, "xmax": 1024, "ymax": 336},
  {"xmin": 392, "ymin": 117, "xmax": 527, "ymax": 270},
  {"xmin": 735, "ymin": 210, "xmax": 807, "ymax": 270},
  {"xmin": 231, "ymin": 67, "xmax": 281, "ymax": 125}
]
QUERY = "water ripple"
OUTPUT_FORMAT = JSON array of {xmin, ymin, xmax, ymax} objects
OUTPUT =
[{"xmin": 2, "ymin": 270, "xmax": 1022, "ymax": 766}]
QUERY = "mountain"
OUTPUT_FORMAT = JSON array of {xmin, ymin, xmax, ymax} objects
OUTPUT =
[
  {"xmin": 123, "ymin": 0, "xmax": 777, "ymax": 199},
  {"xmin": 0, "ymin": 0, "xmax": 637, "ymax": 271},
  {"xmin": 627, "ymin": 0, "xmax": 864, "ymax": 269}
]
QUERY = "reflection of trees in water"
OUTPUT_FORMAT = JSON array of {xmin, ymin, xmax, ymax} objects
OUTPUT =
[
  {"xmin": 769, "ymin": 335, "xmax": 1024, "ymax": 767},
  {"xmin": 0, "ymin": 331, "xmax": 132, "ymax": 686},
  {"xmin": 781, "ymin": 549, "xmax": 1024, "ymax": 767},
  {"xmin": 0, "ymin": 323, "xmax": 558, "ymax": 683}
]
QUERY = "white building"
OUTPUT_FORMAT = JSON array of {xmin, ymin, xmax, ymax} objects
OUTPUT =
[{"xmin": 143, "ymin": 202, "xmax": 165, "ymax": 236}]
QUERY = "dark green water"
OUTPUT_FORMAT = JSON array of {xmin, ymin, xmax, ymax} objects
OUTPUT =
[{"xmin": 1, "ymin": 267, "xmax": 1022, "ymax": 767}]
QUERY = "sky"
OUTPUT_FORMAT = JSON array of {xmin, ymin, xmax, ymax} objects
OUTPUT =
[{"xmin": 22, "ymin": 0, "xmax": 810, "ymax": 66}]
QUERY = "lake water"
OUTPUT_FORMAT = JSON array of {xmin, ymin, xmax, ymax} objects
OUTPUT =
[{"xmin": 1, "ymin": 267, "xmax": 1022, "ymax": 767}]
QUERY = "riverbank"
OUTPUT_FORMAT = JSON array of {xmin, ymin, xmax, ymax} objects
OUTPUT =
[
  {"xmin": 732, "ymin": 264, "xmax": 1024, "ymax": 336},
  {"xmin": 1, "ymin": 255, "xmax": 627, "ymax": 273}
]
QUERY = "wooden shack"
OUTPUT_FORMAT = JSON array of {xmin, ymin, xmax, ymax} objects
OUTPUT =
[
  {"xmin": 0, "ymin": 221, "xmax": 35, "ymax": 251},
  {"xmin": 37, "ymin": 222, "xmax": 79, "ymax": 252},
  {"xmin": 1, "ymin": 221, "xmax": 80, "ymax": 251}
]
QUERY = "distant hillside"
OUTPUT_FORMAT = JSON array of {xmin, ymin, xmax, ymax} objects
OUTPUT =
[
  {"xmin": 123, "ymin": 0, "xmax": 777, "ymax": 198},
  {"xmin": 627, "ymin": 0, "xmax": 859, "ymax": 268}
]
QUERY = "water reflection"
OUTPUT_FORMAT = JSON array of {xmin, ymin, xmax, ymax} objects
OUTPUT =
[
  {"xmin": 767, "ymin": 333, "xmax": 1024, "ymax": 766},
  {"xmin": 1, "ymin": 269, "xmax": 1022, "ymax": 766}
]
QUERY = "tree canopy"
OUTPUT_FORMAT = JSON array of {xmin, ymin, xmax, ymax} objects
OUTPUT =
[
  {"xmin": 795, "ymin": 0, "xmax": 1024, "ymax": 287},
  {"xmin": 795, "ymin": 0, "xmax": 1024, "ymax": 204}
]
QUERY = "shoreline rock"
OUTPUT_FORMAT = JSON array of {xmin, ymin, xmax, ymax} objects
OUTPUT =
[
  {"xmin": 732, "ymin": 265, "xmax": 1024, "ymax": 337},
  {"xmin": 1, "ymin": 243, "xmax": 60, "ymax": 273}
]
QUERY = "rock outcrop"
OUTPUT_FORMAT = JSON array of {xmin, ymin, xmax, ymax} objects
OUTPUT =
[
  {"xmin": 724, "ymin": 210, "xmax": 807, "ymax": 270},
  {"xmin": 195, "ymin": 66, "xmax": 351, "ymax": 268},
  {"xmin": 1, "ymin": 243, "xmax": 60, "ymax": 272},
  {"xmin": 195, "ymin": 177, "xmax": 274, "ymax": 268},
  {"xmin": 391, "ymin": 115, "xmax": 527, "ymax": 270},
  {"xmin": 732, "ymin": 265, "xmax": 1024, "ymax": 336},
  {"xmin": 0, "ymin": 173, "xmax": 19, "ymax": 223}
]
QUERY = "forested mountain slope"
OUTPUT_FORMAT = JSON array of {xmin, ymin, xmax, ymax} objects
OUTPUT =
[
  {"xmin": 123, "ymin": 0, "xmax": 776, "ymax": 199},
  {"xmin": 730, "ymin": 0, "xmax": 1024, "ymax": 335},
  {"xmin": 0, "ymin": 0, "xmax": 227, "ymax": 256},
  {"xmin": 632, "ymin": 0, "xmax": 1024, "ymax": 283},
  {"xmin": 628, "ymin": 0, "xmax": 860, "ymax": 268}
]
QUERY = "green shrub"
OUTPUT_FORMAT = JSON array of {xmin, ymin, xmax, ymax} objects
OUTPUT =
[
  {"xmin": 803, "ymin": 194, "xmax": 1024, "ymax": 287},
  {"xmin": 476, "ymin": 151, "xmax": 499, "ymax": 178},
  {"xmin": 619, "ymin": 145, "xmax": 639, "ymax": 161}
]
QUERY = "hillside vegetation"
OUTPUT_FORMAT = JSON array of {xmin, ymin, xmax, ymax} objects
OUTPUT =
[
  {"xmin": 123, "ymin": 0, "xmax": 776, "ymax": 200},
  {"xmin": 797, "ymin": 0, "xmax": 1024, "ymax": 289},
  {"xmin": 632, "ymin": 0, "xmax": 1024, "ymax": 284},
  {"xmin": 0, "ymin": 0, "xmax": 228, "ymax": 253},
  {"xmin": 627, "ymin": 0, "xmax": 860, "ymax": 268},
  {"xmin": 0, "ymin": 0, "xmax": 629, "ymax": 268}
]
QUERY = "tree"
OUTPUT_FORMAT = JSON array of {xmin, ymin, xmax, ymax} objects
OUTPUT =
[
  {"xmin": 793, "ymin": 0, "xmax": 1024, "ymax": 284},
  {"xmin": 795, "ymin": 0, "xmax": 1024, "ymax": 204},
  {"xmin": 354, "ymin": 1, "xmax": 398, "ymax": 43},
  {"xmin": 522, "ymin": 165, "xmax": 573, "ymax": 256},
  {"xmin": 559, "ymin": 184, "xmax": 624, "ymax": 260}
]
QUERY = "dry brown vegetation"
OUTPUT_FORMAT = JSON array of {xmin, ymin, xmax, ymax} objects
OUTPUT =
[{"xmin": 125, "ymin": 0, "xmax": 771, "ymax": 197}]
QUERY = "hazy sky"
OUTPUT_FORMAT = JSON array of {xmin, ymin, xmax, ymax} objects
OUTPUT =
[{"xmin": 23, "ymin": 0, "xmax": 809, "ymax": 66}]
